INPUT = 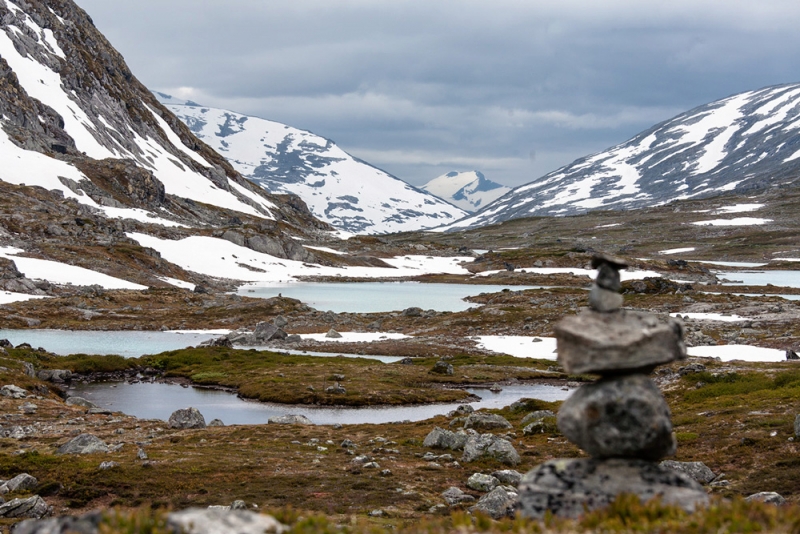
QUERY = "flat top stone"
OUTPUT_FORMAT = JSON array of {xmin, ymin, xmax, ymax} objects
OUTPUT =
[
  {"xmin": 591, "ymin": 253, "xmax": 628, "ymax": 271},
  {"xmin": 555, "ymin": 309, "xmax": 686, "ymax": 374}
]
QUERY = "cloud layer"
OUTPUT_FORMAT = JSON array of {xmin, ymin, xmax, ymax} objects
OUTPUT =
[{"xmin": 77, "ymin": 0, "xmax": 800, "ymax": 187}]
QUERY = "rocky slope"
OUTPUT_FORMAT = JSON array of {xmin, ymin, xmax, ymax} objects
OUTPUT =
[
  {"xmin": 0, "ymin": 0, "xmax": 336, "ymax": 291},
  {"xmin": 158, "ymin": 94, "xmax": 467, "ymax": 234},
  {"xmin": 421, "ymin": 171, "xmax": 510, "ymax": 213},
  {"xmin": 443, "ymin": 83, "xmax": 800, "ymax": 230}
]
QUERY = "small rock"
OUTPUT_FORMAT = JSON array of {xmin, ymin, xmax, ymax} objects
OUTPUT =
[
  {"xmin": 98, "ymin": 461, "xmax": 119, "ymax": 470},
  {"xmin": 168, "ymin": 407, "xmax": 206, "ymax": 429},
  {"xmin": 431, "ymin": 361, "xmax": 454, "ymax": 375},
  {"xmin": 273, "ymin": 316, "xmax": 288, "ymax": 328},
  {"xmin": 745, "ymin": 492, "xmax": 786, "ymax": 505},
  {"xmin": 0, "ymin": 496, "xmax": 50, "ymax": 519},
  {"xmin": 208, "ymin": 419, "xmax": 225, "ymax": 427},
  {"xmin": 491, "ymin": 469, "xmax": 522, "ymax": 487},
  {"xmin": 0, "ymin": 473, "xmax": 38, "ymax": 494},
  {"xmin": 57, "ymin": 434, "xmax": 109, "ymax": 455},
  {"xmin": 397, "ymin": 357, "xmax": 413, "ymax": 365},
  {"xmin": 403, "ymin": 307, "xmax": 423, "ymax": 317},
  {"xmin": 786, "ymin": 349, "xmax": 799, "ymax": 361},
  {"xmin": 678, "ymin": 363, "xmax": 706, "ymax": 376},
  {"xmin": 660, "ymin": 460, "xmax": 716, "ymax": 485},
  {"xmin": 464, "ymin": 413, "xmax": 513, "ymax": 431},
  {"xmin": 166, "ymin": 508, "xmax": 285, "ymax": 534},
  {"xmin": 441, "ymin": 486, "xmax": 476, "ymax": 506},
  {"xmin": 20, "ymin": 403, "xmax": 37, "ymax": 414},
  {"xmin": 325, "ymin": 328, "xmax": 342, "ymax": 339},
  {"xmin": 520, "ymin": 410, "xmax": 555, "ymax": 427},
  {"xmin": 467, "ymin": 473, "xmax": 500, "ymax": 492},
  {"xmin": 462, "ymin": 433, "xmax": 520, "ymax": 466},
  {"xmin": 379, "ymin": 469, "xmax": 393, "ymax": 477},
  {"xmin": 325, "ymin": 384, "xmax": 346, "ymax": 394},
  {"xmin": 469, "ymin": 486, "xmax": 519, "ymax": 519},
  {"xmin": 341, "ymin": 439, "xmax": 356, "ymax": 448},
  {"xmin": 1, "ymin": 385, "xmax": 27, "ymax": 399},
  {"xmin": 65, "ymin": 397, "xmax": 97, "ymax": 409},
  {"xmin": 368, "ymin": 509, "xmax": 385, "ymax": 517},
  {"xmin": 137, "ymin": 449, "xmax": 148, "ymax": 460},
  {"xmin": 589, "ymin": 285, "xmax": 623, "ymax": 312},
  {"xmin": 231, "ymin": 500, "xmax": 247, "ymax": 510},
  {"xmin": 363, "ymin": 462, "xmax": 380, "ymax": 469},
  {"xmin": 268, "ymin": 415, "xmax": 313, "ymax": 425}
]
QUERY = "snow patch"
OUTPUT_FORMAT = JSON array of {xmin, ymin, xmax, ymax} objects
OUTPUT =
[{"xmin": 475, "ymin": 336, "xmax": 557, "ymax": 360}]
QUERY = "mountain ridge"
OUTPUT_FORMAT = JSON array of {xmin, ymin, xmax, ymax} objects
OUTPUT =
[{"xmin": 421, "ymin": 170, "xmax": 510, "ymax": 212}]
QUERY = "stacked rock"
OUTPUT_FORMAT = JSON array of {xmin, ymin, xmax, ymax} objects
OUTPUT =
[{"xmin": 518, "ymin": 254, "xmax": 709, "ymax": 519}]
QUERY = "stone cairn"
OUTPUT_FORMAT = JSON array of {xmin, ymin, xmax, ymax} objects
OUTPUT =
[{"xmin": 518, "ymin": 254, "xmax": 709, "ymax": 519}]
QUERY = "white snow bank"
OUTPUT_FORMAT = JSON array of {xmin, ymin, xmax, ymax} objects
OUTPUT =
[
  {"xmin": 127, "ymin": 232, "xmax": 473, "ymax": 283},
  {"xmin": 303, "ymin": 246, "xmax": 347, "ymax": 255},
  {"xmin": 98, "ymin": 207, "xmax": 187, "ymax": 228},
  {"xmin": 773, "ymin": 258, "xmax": 800, "ymax": 262},
  {"xmin": 0, "ymin": 246, "xmax": 146, "ymax": 290},
  {"xmin": 691, "ymin": 218, "xmax": 772, "ymax": 226},
  {"xmin": 660, "ymin": 247, "xmax": 695, "ymax": 255},
  {"xmin": 165, "ymin": 329, "xmax": 232, "ymax": 335},
  {"xmin": 475, "ymin": 336, "xmax": 558, "ymax": 360},
  {"xmin": 714, "ymin": 203, "xmax": 763, "ymax": 214},
  {"xmin": 671, "ymin": 312, "xmax": 748, "ymax": 322},
  {"xmin": 687, "ymin": 345, "xmax": 785, "ymax": 362},
  {"xmin": 157, "ymin": 277, "xmax": 195, "ymax": 290},
  {"xmin": 475, "ymin": 267, "xmax": 662, "ymax": 281},
  {"xmin": 0, "ymin": 290, "xmax": 48, "ymax": 305},
  {"xmin": 301, "ymin": 332, "xmax": 409, "ymax": 343}
]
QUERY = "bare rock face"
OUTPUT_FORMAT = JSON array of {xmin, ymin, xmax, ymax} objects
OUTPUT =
[
  {"xmin": 518, "ymin": 458, "xmax": 708, "ymax": 519},
  {"xmin": 555, "ymin": 310, "xmax": 686, "ymax": 374},
  {"xmin": 557, "ymin": 374, "xmax": 676, "ymax": 461},
  {"xmin": 168, "ymin": 408, "xmax": 207, "ymax": 429}
]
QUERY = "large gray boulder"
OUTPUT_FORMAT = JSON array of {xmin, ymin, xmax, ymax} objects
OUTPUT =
[
  {"xmin": 555, "ymin": 310, "xmax": 686, "ymax": 374},
  {"xmin": 423, "ymin": 427, "xmax": 469, "ymax": 451},
  {"xmin": 557, "ymin": 374, "xmax": 676, "ymax": 461},
  {"xmin": 166, "ymin": 508, "xmax": 286, "ymax": 534},
  {"xmin": 56, "ymin": 434, "xmax": 109, "ymax": 455},
  {"xmin": 168, "ymin": 408, "xmax": 207, "ymax": 429},
  {"xmin": 14, "ymin": 512, "xmax": 103, "ymax": 534},
  {"xmin": 462, "ymin": 433, "xmax": 520, "ymax": 466},
  {"xmin": 520, "ymin": 410, "xmax": 555, "ymax": 427},
  {"xmin": 491, "ymin": 469, "xmax": 523, "ymax": 487},
  {"xmin": 253, "ymin": 322, "xmax": 287, "ymax": 342},
  {"xmin": 518, "ymin": 458, "xmax": 709, "ymax": 519},
  {"xmin": 1, "ymin": 385, "xmax": 27, "ymax": 399},
  {"xmin": 660, "ymin": 460, "xmax": 716, "ymax": 485},
  {"xmin": 0, "ymin": 495, "xmax": 50, "ymax": 519},
  {"xmin": 268, "ymin": 415, "xmax": 313, "ymax": 425},
  {"xmin": 467, "ymin": 473, "xmax": 500, "ymax": 492},
  {"xmin": 441, "ymin": 487, "xmax": 476, "ymax": 506},
  {"xmin": 65, "ymin": 397, "xmax": 97, "ymax": 409},
  {"xmin": 469, "ymin": 487, "xmax": 519, "ymax": 519},
  {"xmin": 463, "ymin": 413, "xmax": 513, "ymax": 431},
  {"xmin": 745, "ymin": 492, "xmax": 786, "ymax": 505},
  {"xmin": 36, "ymin": 370, "xmax": 72, "ymax": 383}
]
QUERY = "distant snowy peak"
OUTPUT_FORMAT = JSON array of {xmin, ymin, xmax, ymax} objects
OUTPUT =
[
  {"xmin": 422, "ymin": 171, "xmax": 511, "ymax": 213},
  {"xmin": 158, "ymin": 95, "xmax": 467, "ymax": 234},
  {"xmin": 444, "ymin": 83, "xmax": 800, "ymax": 230}
]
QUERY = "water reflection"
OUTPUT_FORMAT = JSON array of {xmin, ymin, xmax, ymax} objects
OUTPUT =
[{"xmin": 71, "ymin": 381, "xmax": 572, "ymax": 426}]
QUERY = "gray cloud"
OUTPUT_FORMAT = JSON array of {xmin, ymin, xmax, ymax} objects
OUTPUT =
[{"xmin": 77, "ymin": 0, "xmax": 800, "ymax": 187}]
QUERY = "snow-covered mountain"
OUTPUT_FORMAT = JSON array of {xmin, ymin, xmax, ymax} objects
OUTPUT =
[
  {"xmin": 421, "ymin": 171, "xmax": 510, "ymax": 213},
  {"xmin": 158, "ymin": 95, "xmax": 467, "ymax": 234},
  {"xmin": 443, "ymin": 83, "xmax": 800, "ymax": 230}
]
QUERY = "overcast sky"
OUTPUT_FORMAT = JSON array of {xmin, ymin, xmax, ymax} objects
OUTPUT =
[{"xmin": 76, "ymin": 0, "xmax": 800, "ymax": 188}]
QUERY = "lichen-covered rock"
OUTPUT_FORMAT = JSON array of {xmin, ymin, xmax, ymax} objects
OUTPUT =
[
  {"xmin": 555, "ymin": 309, "xmax": 686, "ymax": 374},
  {"xmin": 268, "ymin": 415, "xmax": 312, "ymax": 425},
  {"xmin": 208, "ymin": 419, "xmax": 225, "ymax": 427},
  {"xmin": 1, "ymin": 385, "xmax": 27, "ymax": 399},
  {"xmin": 745, "ymin": 492, "xmax": 786, "ymax": 505},
  {"xmin": 467, "ymin": 473, "xmax": 500, "ymax": 492},
  {"xmin": 168, "ymin": 407, "xmax": 207, "ymax": 429},
  {"xmin": 65, "ymin": 397, "xmax": 97, "ymax": 409},
  {"xmin": 0, "ymin": 473, "xmax": 38, "ymax": 494},
  {"xmin": 520, "ymin": 410, "xmax": 555, "ymax": 427},
  {"xmin": 491, "ymin": 469, "xmax": 523, "ymax": 487},
  {"xmin": 14, "ymin": 512, "xmax": 103, "ymax": 534},
  {"xmin": 557, "ymin": 374, "xmax": 676, "ymax": 461},
  {"xmin": 56, "ymin": 434, "xmax": 109, "ymax": 455},
  {"xmin": 660, "ymin": 460, "xmax": 716, "ymax": 485},
  {"xmin": 518, "ymin": 458, "xmax": 708, "ymax": 519},
  {"xmin": 423, "ymin": 427, "xmax": 469, "ymax": 451},
  {"xmin": 469, "ymin": 487, "xmax": 519, "ymax": 519},
  {"xmin": 441, "ymin": 487, "xmax": 476, "ymax": 506},
  {"xmin": 0, "ymin": 495, "xmax": 50, "ymax": 519},
  {"xmin": 431, "ymin": 361, "xmax": 454, "ymax": 375},
  {"xmin": 463, "ymin": 434, "xmax": 520, "ymax": 466},
  {"xmin": 463, "ymin": 413, "xmax": 513, "ymax": 431}
]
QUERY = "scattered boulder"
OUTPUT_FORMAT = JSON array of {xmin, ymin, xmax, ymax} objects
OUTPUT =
[
  {"xmin": 660, "ymin": 460, "xmax": 716, "ymax": 485},
  {"xmin": 14, "ymin": 512, "xmax": 104, "ymax": 534},
  {"xmin": 36, "ymin": 370, "xmax": 72, "ymax": 383},
  {"xmin": 22, "ymin": 362, "xmax": 35, "ymax": 378},
  {"xmin": 166, "ymin": 508, "xmax": 286, "ymax": 534},
  {"xmin": 470, "ymin": 486, "xmax": 519, "ymax": 519},
  {"xmin": 518, "ymin": 458, "xmax": 708, "ymax": 519},
  {"xmin": 253, "ymin": 322, "xmax": 288, "ymax": 342},
  {"xmin": 467, "ymin": 473, "xmax": 500, "ymax": 492},
  {"xmin": 325, "ymin": 329, "xmax": 342, "ymax": 339},
  {"xmin": 431, "ymin": 361, "xmax": 454, "ymax": 375},
  {"xmin": 273, "ymin": 316, "xmax": 288, "ymax": 328},
  {"xmin": 325, "ymin": 384, "xmax": 346, "ymax": 394},
  {"xmin": 557, "ymin": 374, "xmax": 676, "ymax": 461},
  {"xmin": 57, "ymin": 434, "xmax": 109, "ymax": 455},
  {"xmin": 423, "ymin": 427, "xmax": 469, "ymax": 451},
  {"xmin": 462, "ymin": 433, "xmax": 520, "ymax": 466},
  {"xmin": 0, "ymin": 339, "xmax": 11, "ymax": 348},
  {"xmin": 65, "ymin": 397, "xmax": 97, "ymax": 409},
  {"xmin": 268, "ymin": 415, "xmax": 313, "ymax": 425},
  {"xmin": 98, "ymin": 462, "xmax": 118, "ymax": 471},
  {"xmin": 786, "ymin": 349, "xmax": 798, "ymax": 361},
  {"xmin": 168, "ymin": 408, "xmax": 207, "ymax": 429},
  {"xmin": 745, "ymin": 492, "xmax": 786, "ymax": 505},
  {"xmin": 137, "ymin": 449, "xmax": 148, "ymax": 460},
  {"xmin": 491, "ymin": 469, "xmax": 522, "ymax": 487},
  {"xmin": 403, "ymin": 307, "xmax": 423, "ymax": 317},
  {"xmin": 0, "ymin": 496, "xmax": 50, "ymax": 519},
  {"xmin": 1, "ymin": 385, "xmax": 27, "ymax": 399},
  {"xmin": 208, "ymin": 419, "xmax": 225, "ymax": 427},
  {"xmin": 0, "ymin": 473, "xmax": 38, "ymax": 495},
  {"xmin": 20, "ymin": 403, "xmax": 37, "ymax": 414},
  {"xmin": 678, "ymin": 363, "xmax": 706, "ymax": 376},
  {"xmin": 463, "ymin": 412, "xmax": 513, "ymax": 431},
  {"xmin": 450, "ymin": 405, "xmax": 475, "ymax": 417},
  {"xmin": 441, "ymin": 487, "xmax": 476, "ymax": 506},
  {"xmin": 520, "ymin": 410, "xmax": 555, "ymax": 427}
]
